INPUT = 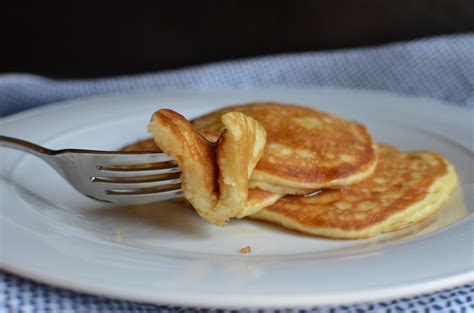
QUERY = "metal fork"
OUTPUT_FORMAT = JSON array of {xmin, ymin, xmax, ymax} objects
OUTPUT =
[{"xmin": 0, "ymin": 135, "xmax": 183, "ymax": 204}]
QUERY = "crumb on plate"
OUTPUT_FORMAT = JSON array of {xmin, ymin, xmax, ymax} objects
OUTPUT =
[{"xmin": 239, "ymin": 245, "xmax": 252, "ymax": 254}]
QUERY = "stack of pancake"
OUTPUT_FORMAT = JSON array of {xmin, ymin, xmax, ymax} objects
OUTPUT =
[{"xmin": 123, "ymin": 103, "xmax": 457, "ymax": 239}]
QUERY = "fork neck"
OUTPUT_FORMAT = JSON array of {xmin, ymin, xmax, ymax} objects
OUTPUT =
[{"xmin": 0, "ymin": 135, "xmax": 55, "ymax": 157}]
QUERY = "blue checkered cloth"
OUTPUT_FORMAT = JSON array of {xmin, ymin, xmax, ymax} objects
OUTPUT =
[{"xmin": 1, "ymin": 34, "xmax": 473, "ymax": 312}]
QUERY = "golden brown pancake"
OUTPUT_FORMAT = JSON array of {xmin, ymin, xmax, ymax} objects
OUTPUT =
[
  {"xmin": 122, "ymin": 138, "xmax": 160, "ymax": 152},
  {"xmin": 192, "ymin": 102, "xmax": 377, "ymax": 194},
  {"xmin": 250, "ymin": 144, "xmax": 458, "ymax": 239},
  {"xmin": 147, "ymin": 109, "xmax": 282, "ymax": 225}
]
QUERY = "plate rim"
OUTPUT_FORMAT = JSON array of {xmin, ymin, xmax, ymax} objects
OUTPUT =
[{"xmin": 2, "ymin": 261, "xmax": 473, "ymax": 308}]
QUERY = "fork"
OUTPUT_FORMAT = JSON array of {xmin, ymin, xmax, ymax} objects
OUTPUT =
[{"xmin": 0, "ymin": 135, "xmax": 183, "ymax": 204}]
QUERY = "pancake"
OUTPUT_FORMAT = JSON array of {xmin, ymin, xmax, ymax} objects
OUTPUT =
[
  {"xmin": 250, "ymin": 144, "xmax": 458, "ymax": 239},
  {"xmin": 147, "ymin": 109, "xmax": 282, "ymax": 225},
  {"xmin": 192, "ymin": 102, "xmax": 377, "ymax": 194},
  {"xmin": 122, "ymin": 138, "xmax": 160, "ymax": 152}
]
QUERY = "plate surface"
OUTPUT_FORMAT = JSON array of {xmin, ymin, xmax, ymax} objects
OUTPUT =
[{"xmin": 1, "ymin": 88, "xmax": 473, "ymax": 307}]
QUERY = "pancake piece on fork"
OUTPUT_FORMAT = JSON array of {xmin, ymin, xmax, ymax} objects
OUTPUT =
[
  {"xmin": 192, "ymin": 102, "xmax": 377, "ymax": 194},
  {"xmin": 146, "ymin": 109, "xmax": 282, "ymax": 225},
  {"xmin": 250, "ymin": 144, "xmax": 458, "ymax": 239},
  {"xmin": 122, "ymin": 137, "xmax": 282, "ymax": 221}
]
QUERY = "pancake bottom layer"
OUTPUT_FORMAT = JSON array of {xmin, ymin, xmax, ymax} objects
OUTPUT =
[{"xmin": 251, "ymin": 144, "xmax": 458, "ymax": 239}]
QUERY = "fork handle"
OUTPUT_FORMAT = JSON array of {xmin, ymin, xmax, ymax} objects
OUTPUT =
[{"xmin": 0, "ymin": 135, "xmax": 54, "ymax": 157}]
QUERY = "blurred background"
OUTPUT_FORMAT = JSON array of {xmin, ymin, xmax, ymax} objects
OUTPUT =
[{"xmin": 1, "ymin": 0, "xmax": 473, "ymax": 78}]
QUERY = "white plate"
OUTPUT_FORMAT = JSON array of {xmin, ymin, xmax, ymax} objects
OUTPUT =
[{"xmin": 0, "ymin": 88, "xmax": 473, "ymax": 308}]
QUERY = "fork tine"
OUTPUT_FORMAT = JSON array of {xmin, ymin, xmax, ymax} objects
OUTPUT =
[
  {"xmin": 105, "ymin": 188, "xmax": 183, "ymax": 204},
  {"xmin": 92, "ymin": 177, "xmax": 182, "ymax": 190},
  {"xmin": 96, "ymin": 165, "xmax": 181, "ymax": 177},
  {"xmin": 91, "ymin": 152, "xmax": 175, "ymax": 167}
]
